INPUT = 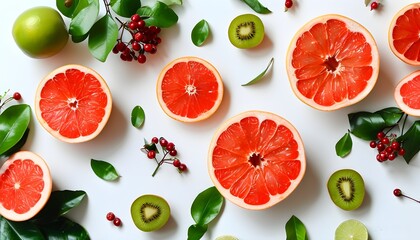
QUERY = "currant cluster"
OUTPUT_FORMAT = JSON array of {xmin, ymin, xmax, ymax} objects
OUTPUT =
[
  {"xmin": 106, "ymin": 212, "xmax": 122, "ymax": 227},
  {"xmin": 142, "ymin": 137, "xmax": 187, "ymax": 177},
  {"xmin": 369, "ymin": 131, "xmax": 405, "ymax": 162},
  {"xmin": 112, "ymin": 14, "xmax": 161, "ymax": 64},
  {"xmin": 284, "ymin": 0, "xmax": 293, "ymax": 11}
]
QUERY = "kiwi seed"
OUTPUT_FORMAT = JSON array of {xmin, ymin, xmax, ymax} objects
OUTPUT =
[
  {"xmin": 228, "ymin": 14, "xmax": 265, "ymax": 49},
  {"xmin": 130, "ymin": 194, "xmax": 170, "ymax": 232},
  {"xmin": 327, "ymin": 169, "xmax": 365, "ymax": 211}
]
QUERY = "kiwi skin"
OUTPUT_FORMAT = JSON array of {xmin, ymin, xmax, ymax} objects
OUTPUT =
[
  {"xmin": 130, "ymin": 194, "xmax": 171, "ymax": 232},
  {"xmin": 228, "ymin": 13, "xmax": 265, "ymax": 49},
  {"xmin": 327, "ymin": 169, "xmax": 365, "ymax": 211}
]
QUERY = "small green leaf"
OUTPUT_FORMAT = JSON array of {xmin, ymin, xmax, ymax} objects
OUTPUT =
[
  {"xmin": 191, "ymin": 186, "xmax": 224, "ymax": 226},
  {"xmin": 38, "ymin": 217, "xmax": 90, "ymax": 239},
  {"xmin": 365, "ymin": 0, "xmax": 371, "ymax": 6},
  {"xmin": 240, "ymin": 0, "xmax": 271, "ymax": 14},
  {"xmin": 191, "ymin": 20, "xmax": 210, "ymax": 47},
  {"xmin": 375, "ymin": 107, "xmax": 404, "ymax": 127},
  {"xmin": 69, "ymin": 0, "xmax": 99, "ymax": 37},
  {"xmin": 0, "ymin": 104, "xmax": 31, "ymax": 156},
  {"xmin": 187, "ymin": 224, "xmax": 208, "ymax": 240},
  {"xmin": 335, "ymin": 132, "xmax": 352, "ymax": 158},
  {"xmin": 0, "ymin": 216, "xmax": 44, "ymax": 240},
  {"xmin": 91, "ymin": 159, "xmax": 120, "ymax": 181},
  {"xmin": 110, "ymin": 0, "xmax": 141, "ymax": 18},
  {"xmin": 159, "ymin": 0, "xmax": 182, "ymax": 6},
  {"xmin": 397, "ymin": 120, "xmax": 420, "ymax": 163},
  {"xmin": 1, "ymin": 127, "xmax": 29, "ymax": 158},
  {"xmin": 285, "ymin": 215, "xmax": 308, "ymax": 240},
  {"xmin": 88, "ymin": 14, "xmax": 119, "ymax": 62},
  {"xmin": 137, "ymin": 1, "xmax": 178, "ymax": 28},
  {"xmin": 242, "ymin": 57, "xmax": 274, "ymax": 86},
  {"xmin": 131, "ymin": 105, "xmax": 145, "ymax": 128},
  {"xmin": 56, "ymin": 0, "xmax": 80, "ymax": 18},
  {"xmin": 349, "ymin": 111, "xmax": 386, "ymax": 140}
]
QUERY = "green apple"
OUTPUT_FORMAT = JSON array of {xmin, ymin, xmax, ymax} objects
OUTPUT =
[{"xmin": 12, "ymin": 6, "xmax": 69, "ymax": 58}]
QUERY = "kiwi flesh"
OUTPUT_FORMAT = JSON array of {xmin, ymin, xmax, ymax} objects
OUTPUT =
[
  {"xmin": 130, "ymin": 194, "xmax": 170, "ymax": 232},
  {"xmin": 228, "ymin": 14, "xmax": 265, "ymax": 49},
  {"xmin": 327, "ymin": 169, "xmax": 365, "ymax": 211}
]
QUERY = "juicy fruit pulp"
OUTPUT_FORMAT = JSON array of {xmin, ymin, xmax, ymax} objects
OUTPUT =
[
  {"xmin": 335, "ymin": 219, "xmax": 368, "ymax": 240},
  {"xmin": 389, "ymin": 3, "xmax": 420, "ymax": 66},
  {"xmin": 12, "ymin": 6, "xmax": 68, "ymax": 58},
  {"xmin": 157, "ymin": 56, "xmax": 224, "ymax": 122},
  {"xmin": 286, "ymin": 14, "xmax": 379, "ymax": 111},
  {"xmin": 208, "ymin": 111, "xmax": 306, "ymax": 210},
  {"xmin": 228, "ymin": 14, "xmax": 265, "ymax": 49},
  {"xmin": 327, "ymin": 169, "xmax": 365, "ymax": 211},
  {"xmin": 35, "ymin": 64, "xmax": 112, "ymax": 143},
  {"xmin": 130, "ymin": 194, "xmax": 170, "ymax": 232},
  {"xmin": 394, "ymin": 70, "xmax": 420, "ymax": 116},
  {"xmin": 0, "ymin": 151, "xmax": 52, "ymax": 221}
]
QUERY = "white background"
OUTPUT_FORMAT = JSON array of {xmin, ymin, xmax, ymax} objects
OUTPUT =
[{"xmin": 1, "ymin": 0, "xmax": 420, "ymax": 239}]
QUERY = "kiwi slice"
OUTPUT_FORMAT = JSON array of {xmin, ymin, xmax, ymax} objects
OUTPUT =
[
  {"xmin": 130, "ymin": 194, "xmax": 170, "ymax": 232},
  {"xmin": 228, "ymin": 14, "xmax": 265, "ymax": 49},
  {"xmin": 327, "ymin": 169, "xmax": 365, "ymax": 211}
]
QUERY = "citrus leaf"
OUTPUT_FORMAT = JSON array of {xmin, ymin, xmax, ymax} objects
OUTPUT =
[
  {"xmin": 397, "ymin": 121, "xmax": 420, "ymax": 163},
  {"xmin": 0, "ymin": 128, "xmax": 29, "ymax": 158},
  {"xmin": 38, "ymin": 217, "xmax": 90, "ymax": 239},
  {"xmin": 375, "ymin": 107, "xmax": 404, "ymax": 126},
  {"xmin": 191, "ymin": 186, "xmax": 224, "ymax": 226},
  {"xmin": 88, "ymin": 14, "xmax": 119, "ymax": 62},
  {"xmin": 348, "ymin": 111, "xmax": 386, "ymax": 140},
  {"xmin": 137, "ymin": 1, "xmax": 178, "ymax": 28},
  {"xmin": 335, "ymin": 132, "xmax": 352, "ymax": 158},
  {"xmin": 143, "ymin": 138, "xmax": 159, "ymax": 153},
  {"xmin": 0, "ymin": 104, "xmax": 31, "ymax": 156},
  {"xmin": 72, "ymin": 31, "xmax": 89, "ymax": 43},
  {"xmin": 110, "ymin": 0, "xmax": 141, "ymax": 18},
  {"xmin": 285, "ymin": 215, "xmax": 308, "ymax": 240},
  {"xmin": 0, "ymin": 216, "xmax": 44, "ymax": 240},
  {"xmin": 159, "ymin": 0, "xmax": 182, "ymax": 6},
  {"xmin": 90, "ymin": 159, "xmax": 120, "ymax": 181},
  {"xmin": 242, "ymin": 57, "xmax": 274, "ymax": 86},
  {"xmin": 56, "ymin": 0, "xmax": 80, "ymax": 18},
  {"xmin": 187, "ymin": 224, "xmax": 208, "ymax": 240},
  {"xmin": 191, "ymin": 19, "xmax": 210, "ymax": 47},
  {"xmin": 69, "ymin": 0, "xmax": 99, "ymax": 37},
  {"xmin": 131, "ymin": 105, "xmax": 145, "ymax": 128},
  {"xmin": 240, "ymin": 0, "xmax": 271, "ymax": 14}
]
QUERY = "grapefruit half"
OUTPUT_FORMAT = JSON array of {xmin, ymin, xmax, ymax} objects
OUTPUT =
[
  {"xmin": 208, "ymin": 111, "xmax": 306, "ymax": 210},
  {"xmin": 0, "ymin": 151, "xmax": 52, "ymax": 221},
  {"xmin": 157, "ymin": 56, "xmax": 224, "ymax": 122},
  {"xmin": 35, "ymin": 64, "xmax": 112, "ymax": 143},
  {"xmin": 286, "ymin": 14, "xmax": 379, "ymax": 111},
  {"xmin": 389, "ymin": 3, "xmax": 420, "ymax": 66},
  {"xmin": 394, "ymin": 70, "xmax": 420, "ymax": 116}
]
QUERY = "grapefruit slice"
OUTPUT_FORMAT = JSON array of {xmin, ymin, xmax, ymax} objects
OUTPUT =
[
  {"xmin": 394, "ymin": 70, "xmax": 420, "ymax": 116},
  {"xmin": 35, "ymin": 64, "xmax": 112, "ymax": 143},
  {"xmin": 389, "ymin": 3, "xmax": 420, "ymax": 66},
  {"xmin": 156, "ymin": 56, "xmax": 224, "ymax": 122},
  {"xmin": 0, "ymin": 151, "xmax": 52, "ymax": 221},
  {"xmin": 286, "ymin": 14, "xmax": 379, "ymax": 111},
  {"xmin": 208, "ymin": 111, "xmax": 306, "ymax": 210}
]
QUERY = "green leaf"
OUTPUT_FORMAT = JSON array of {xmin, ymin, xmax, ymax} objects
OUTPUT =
[
  {"xmin": 0, "ymin": 216, "xmax": 44, "ymax": 240},
  {"xmin": 191, "ymin": 186, "xmax": 224, "ymax": 226},
  {"xmin": 90, "ymin": 159, "xmax": 120, "ymax": 181},
  {"xmin": 159, "ymin": 0, "xmax": 182, "ymax": 6},
  {"xmin": 187, "ymin": 224, "xmax": 208, "ymax": 240},
  {"xmin": 88, "ymin": 14, "xmax": 119, "ymax": 62},
  {"xmin": 397, "ymin": 121, "xmax": 420, "ymax": 163},
  {"xmin": 242, "ymin": 57, "xmax": 274, "ymax": 86},
  {"xmin": 131, "ymin": 106, "xmax": 145, "ymax": 128},
  {"xmin": 285, "ymin": 215, "xmax": 308, "ymax": 240},
  {"xmin": 56, "ymin": 0, "xmax": 80, "ymax": 18},
  {"xmin": 240, "ymin": 0, "xmax": 271, "ymax": 14},
  {"xmin": 38, "ymin": 217, "xmax": 90, "ymax": 240},
  {"xmin": 72, "ymin": 31, "xmax": 89, "ymax": 43},
  {"xmin": 348, "ymin": 111, "xmax": 386, "ymax": 140},
  {"xmin": 191, "ymin": 20, "xmax": 210, "ymax": 47},
  {"xmin": 1, "ymin": 127, "xmax": 29, "ymax": 158},
  {"xmin": 143, "ymin": 139, "xmax": 159, "ymax": 153},
  {"xmin": 365, "ymin": 0, "xmax": 371, "ymax": 6},
  {"xmin": 375, "ymin": 107, "xmax": 404, "ymax": 127},
  {"xmin": 0, "ymin": 104, "xmax": 31, "ymax": 156},
  {"xmin": 137, "ymin": 2, "xmax": 178, "ymax": 28},
  {"xmin": 110, "ymin": 0, "xmax": 141, "ymax": 18},
  {"xmin": 335, "ymin": 132, "xmax": 352, "ymax": 158},
  {"xmin": 69, "ymin": 0, "xmax": 99, "ymax": 37}
]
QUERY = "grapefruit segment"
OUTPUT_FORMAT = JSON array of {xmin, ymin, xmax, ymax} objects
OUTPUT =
[
  {"xmin": 208, "ymin": 111, "xmax": 306, "ymax": 210},
  {"xmin": 394, "ymin": 70, "xmax": 420, "ymax": 116}
]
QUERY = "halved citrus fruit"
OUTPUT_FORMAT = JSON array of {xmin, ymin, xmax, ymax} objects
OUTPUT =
[
  {"xmin": 0, "ymin": 151, "xmax": 52, "ymax": 221},
  {"xmin": 156, "ymin": 56, "xmax": 224, "ymax": 122},
  {"xmin": 389, "ymin": 3, "xmax": 420, "ymax": 66},
  {"xmin": 286, "ymin": 14, "xmax": 379, "ymax": 111},
  {"xmin": 208, "ymin": 111, "xmax": 306, "ymax": 210},
  {"xmin": 394, "ymin": 70, "xmax": 420, "ymax": 116},
  {"xmin": 35, "ymin": 64, "xmax": 112, "ymax": 143}
]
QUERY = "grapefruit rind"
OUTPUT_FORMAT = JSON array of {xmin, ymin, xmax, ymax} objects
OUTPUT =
[
  {"xmin": 0, "ymin": 151, "xmax": 52, "ymax": 222},
  {"xmin": 208, "ymin": 111, "xmax": 306, "ymax": 210},
  {"xmin": 286, "ymin": 14, "xmax": 379, "ymax": 111},
  {"xmin": 34, "ymin": 64, "xmax": 112, "ymax": 143},
  {"xmin": 394, "ymin": 70, "xmax": 420, "ymax": 116},
  {"xmin": 388, "ymin": 3, "xmax": 420, "ymax": 66},
  {"xmin": 156, "ymin": 56, "xmax": 224, "ymax": 123}
]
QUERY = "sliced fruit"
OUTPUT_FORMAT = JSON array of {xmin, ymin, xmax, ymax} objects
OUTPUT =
[
  {"xmin": 156, "ymin": 56, "xmax": 224, "ymax": 122},
  {"xmin": 335, "ymin": 219, "xmax": 368, "ymax": 240},
  {"xmin": 327, "ymin": 169, "xmax": 365, "ymax": 211},
  {"xmin": 35, "ymin": 64, "xmax": 112, "ymax": 143},
  {"xmin": 389, "ymin": 3, "xmax": 420, "ymax": 65},
  {"xmin": 286, "ymin": 14, "xmax": 379, "ymax": 111},
  {"xmin": 130, "ymin": 194, "xmax": 171, "ymax": 232},
  {"xmin": 215, "ymin": 235, "xmax": 239, "ymax": 240},
  {"xmin": 0, "ymin": 151, "xmax": 52, "ymax": 221},
  {"xmin": 394, "ymin": 70, "xmax": 420, "ymax": 116},
  {"xmin": 228, "ymin": 14, "xmax": 265, "ymax": 49},
  {"xmin": 208, "ymin": 110, "xmax": 306, "ymax": 210}
]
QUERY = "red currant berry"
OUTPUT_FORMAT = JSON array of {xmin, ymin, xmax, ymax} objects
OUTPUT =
[
  {"xmin": 113, "ymin": 217, "xmax": 122, "ymax": 227},
  {"xmin": 376, "ymin": 154, "xmax": 381, "ymax": 162},
  {"xmin": 393, "ymin": 188, "xmax": 402, "ymax": 197},
  {"xmin": 169, "ymin": 149, "xmax": 177, "ymax": 156},
  {"xmin": 285, "ymin": 0, "xmax": 293, "ymax": 9},
  {"xmin": 369, "ymin": 141, "xmax": 377, "ymax": 148},
  {"xmin": 173, "ymin": 159, "xmax": 181, "ymax": 167},
  {"xmin": 147, "ymin": 150, "xmax": 156, "ymax": 159},
  {"xmin": 151, "ymin": 137, "xmax": 159, "ymax": 144},
  {"xmin": 385, "ymin": 146, "xmax": 393, "ymax": 154},
  {"xmin": 178, "ymin": 163, "xmax": 187, "ymax": 172},
  {"xmin": 376, "ymin": 142, "xmax": 385, "ymax": 152},
  {"xmin": 131, "ymin": 14, "xmax": 141, "ymax": 22},
  {"xmin": 150, "ymin": 45, "xmax": 157, "ymax": 54},
  {"xmin": 116, "ymin": 42, "xmax": 127, "ymax": 52},
  {"xmin": 370, "ymin": 1, "xmax": 379, "ymax": 11},
  {"xmin": 391, "ymin": 141, "xmax": 401, "ymax": 150},
  {"xmin": 12, "ymin": 92, "xmax": 22, "ymax": 101},
  {"xmin": 160, "ymin": 138, "xmax": 168, "ymax": 147},
  {"xmin": 166, "ymin": 142, "xmax": 175, "ymax": 151},
  {"xmin": 137, "ymin": 54, "xmax": 146, "ymax": 64},
  {"xmin": 149, "ymin": 26, "xmax": 161, "ymax": 34},
  {"xmin": 377, "ymin": 132, "xmax": 385, "ymax": 140},
  {"xmin": 134, "ymin": 32, "xmax": 144, "ymax": 42},
  {"xmin": 381, "ymin": 137, "xmax": 390, "ymax": 145},
  {"xmin": 137, "ymin": 20, "xmax": 146, "ymax": 29},
  {"xmin": 128, "ymin": 21, "xmax": 138, "ymax": 30},
  {"xmin": 132, "ymin": 41, "xmax": 141, "ymax": 51},
  {"xmin": 144, "ymin": 44, "xmax": 153, "ymax": 53},
  {"xmin": 380, "ymin": 151, "xmax": 388, "ymax": 161},
  {"xmin": 398, "ymin": 148, "xmax": 406, "ymax": 156},
  {"xmin": 112, "ymin": 45, "xmax": 119, "ymax": 54},
  {"xmin": 388, "ymin": 153, "xmax": 396, "ymax": 161},
  {"xmin": 106, "ymin": 212, "xmax": 115, "ymax": 221}
]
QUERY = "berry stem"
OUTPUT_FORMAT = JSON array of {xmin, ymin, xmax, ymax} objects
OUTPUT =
[{"xmin": 151, "ymin": 160, "xmax": 164, "ymax": 177}]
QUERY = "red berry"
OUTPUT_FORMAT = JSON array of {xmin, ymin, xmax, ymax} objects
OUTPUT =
[
  {"xmin": 160, "ymin": 138, "xmax": 168, "ymax": 147},
  {"xmin": 132, "ymin": 41, "xmax": 141, "ymax": 51},
  {"xmin": 149, "ymin": 26, "xmax": 161, "ymax": 34},
  {"xmin": 398, "ymin": 148, "xmax": 406, "ymax": 156},
  {"xmin": 169, "ymin": 149, "xmax": 177, "ymax": 156},
  {"xmin": 113, "ymin": 217, "xmax": 122, "ymax": 226},
  {"xmin": 381, "ymin": 137, "xmax": 390, "ymax": 145},
  {"xmin": 128, "ymin": 21, "xmax": 138, "ymax": 30},
  {"xmin": 173, "ymin": 159, "xmax": 181, "ymax": 167},
  {"xmin": 134, "ymin": 32, "xmax": 144, "ymax": 42},
  {"xmin": 377, "ymin": 132, "xmax": 385, "ymax": 140},
  {"xmin": 137, "ymin": 54, "xmax": 146, "ymax": 64},
  {"xmin": 379, "ymin": 151, "xmax": 388, "ymax": 161},
  {"xmin": 166, "ymin": 142, "xmax": 175, "ymax": 151},
  {"xmin": 147, "ymin": 150, "xmax": 156, "ymax": 159},
  {"xmin": 150, "ymin": 45, "xmax": 157, "ymax": 54},
  {"xmin": 151, "ymin": 137, "xmax": 159, "ymax": 144},
  {"xmin": 131, "ymin": 14, "xmax": 141, "ymax": 22},
  {"xmin": 393, "ymin": 188, "xmax": 402, "ymax": 197},
  {"xmin": 116, "ymin": 42, "xmax": 127, "ymax": 52},
  {"xmin": 144, "ymin": 44, "xmax": 153, "ymax": 52},
  {"xmin": 137, "ymin": 20, "xmax": 146, "ymax": 29},
  {"xmin": 12, "ymin": 92, "xmax": 22, "ymax": 100},
  {"xmin": 388, "ymin": 153, "xmax": 396, "ymax": 161},
  {"xmin": 285, "ymin": 0, "xmax": 293, "ymax": 9},
  {"xmin": 376, "ymin": 142, "xmax": 385, "ymax": 152},
  {"xmin": 391, "ymin": 141, "xmax": 401, "ymax": 150},
  {"xmin": 178, "ymin": 163, "xmax": 187, "ymax": 172},
  {"xmin": 369, "ymin": 141, "xmax": 377, "ymax": 148},
  {"xmin": 385, "ymin": 146, "xmax": 393, "ymax": 154},
  {"xmin": 106, "ymin": 212, "xmax": 115, "ymax": 221},
  {"xmin": 370, "ymin": 1, "xmax": 379, "ymax": 11}
]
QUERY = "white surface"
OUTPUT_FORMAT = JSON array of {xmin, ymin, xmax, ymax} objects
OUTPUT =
[{"xmin": 1, "ymin": 0, "xmax": 420, "ymax": 239}]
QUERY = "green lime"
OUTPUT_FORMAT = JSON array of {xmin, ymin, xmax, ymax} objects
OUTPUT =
[
  {"xmin": 12, "ymin": 6, "xmax": 68, "ymax": 58},
  {"xmin": 215, "ymin": 235, "xmax": 239, "ymax": 240},
  {"xmin": 335, "ymin": 219, "xmax": 368, "ymax": 240}
]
